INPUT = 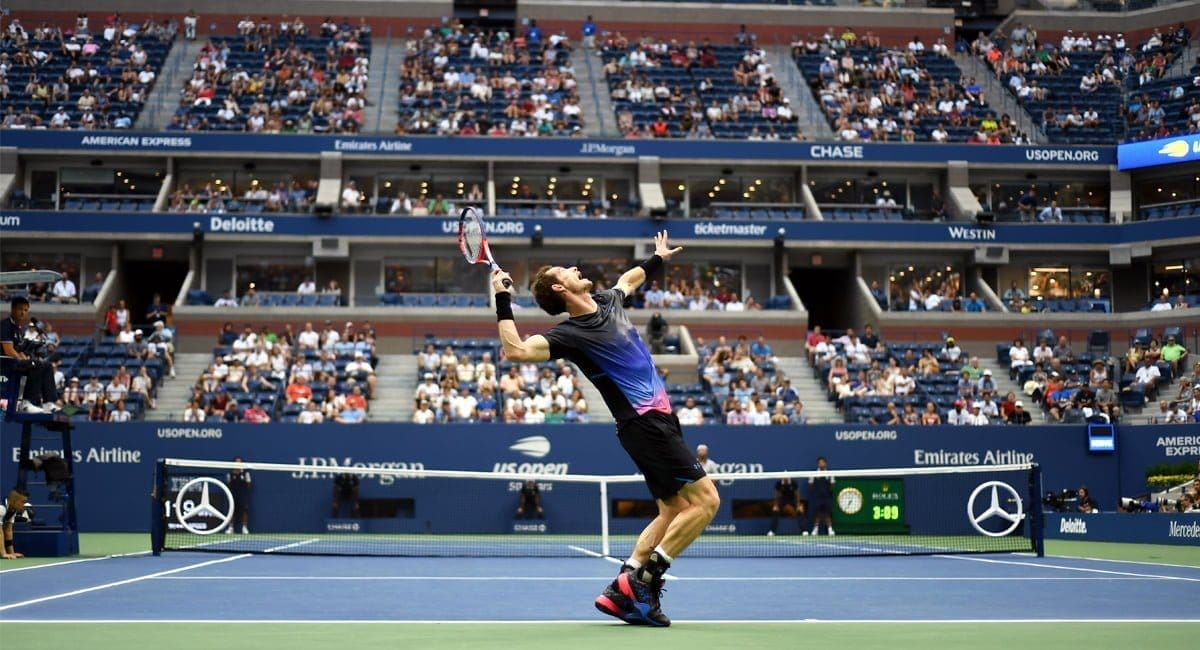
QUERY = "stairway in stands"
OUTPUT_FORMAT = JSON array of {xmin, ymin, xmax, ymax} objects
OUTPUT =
[
  {"xmin": 775, "ymin": 356, "xmax": 840, "ymax": 424},
  {"xmin": 369, "ymin": 354, "xmax": 416, "ymax": 422},
  {"xmin": 144, "ymin": 353, "xmax": 211, "ymax": 421}
]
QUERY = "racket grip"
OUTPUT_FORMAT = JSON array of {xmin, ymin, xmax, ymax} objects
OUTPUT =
[{"xmin": 501, "ymin": 278, "xmax": 512, "ymax": 289}]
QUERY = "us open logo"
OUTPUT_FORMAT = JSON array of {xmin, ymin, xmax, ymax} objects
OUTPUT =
[{"xmin": 509, "ymin": 436, "xmax": 551, "ymax": 459}]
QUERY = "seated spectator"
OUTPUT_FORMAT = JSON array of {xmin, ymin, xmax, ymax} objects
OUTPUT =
[
  {"xmin": 921, "ymin": 402, "xmax": 942, "ymax": 425},
  {"xmin": 286, "ymin": 375, "xmax": 313, "ymax": 404},
  {"xmin": 335, "ymin": 402, "xmax": 367, "ymax": 424},
  {"xmin": 676, "ymin": 395, "xmax": 704, "ymax": 425},
  {"xmin": 1150, "ymin": 294, "xmax": 1173, "ymax": 311},
  {"xmin": 940, "ymin": 337, "xmax": 962, "ymax": 362},
  {"xmin": 1037, "ymin": 201, "xmax": 1063, "ymax": 223},
  {"xmin": 294, "ymin": 400, "xmax": 321, "ymax": 424},
  {"xmin": 243, "ymin": 402, "xmax": 271, "ymax": 423},
  {"xmin": 1161, "ymin": 335, "xmax": 1188, "ymax": 376},
  {"xmin": 345, "ymin": 351, "xmax": 377, "ymax": 396},
  {"xmin": 107, "ymin": 399, "xmax": 132, "ymax": 422},
  {"xmin": 964, "ymin": 403, "xmax": 989, "ymax": 426},
  {"xmin": 183, "ymin": 399, "xmax": 206, "ymax": 422},
  {"xmin": 51, "ymin": 274, "xmax": 77, "ymax": 303},
  {"xmin": 724, "ymin": 400, "xmax": 749, "ymax": 425},
  {"xmin": 1125, "ymin": 356, "xmax": 1160, "ymax": 401}
]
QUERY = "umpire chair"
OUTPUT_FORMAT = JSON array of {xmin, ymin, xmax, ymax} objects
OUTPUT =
[{"xmin": 1, "ymin": 355, "xmax": 79, "ymax": 556}]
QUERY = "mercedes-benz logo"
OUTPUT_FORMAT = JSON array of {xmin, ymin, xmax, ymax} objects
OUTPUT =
[
  {"xmin": 175, "ymin": 476, "xmax": 235, "ymax": 535},
  {"xmin": 966, "ymin": 480, "xmax": 1024, "ymax": 537}
]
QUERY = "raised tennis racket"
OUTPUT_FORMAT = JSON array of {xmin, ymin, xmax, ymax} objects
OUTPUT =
[{"xmin": 458, "ymin": 206, "xmax": 512, "ymax": 288}]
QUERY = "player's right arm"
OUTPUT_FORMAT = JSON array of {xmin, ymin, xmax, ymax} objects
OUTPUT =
[{"xmin": 493, "ymin": 270, "xmax": 551, "ymax": 363}]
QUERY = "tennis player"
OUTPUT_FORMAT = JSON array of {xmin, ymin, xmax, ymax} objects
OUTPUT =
[{"xmin": 491, "ymin": 231, "xmax": 718, "ymax": 627}]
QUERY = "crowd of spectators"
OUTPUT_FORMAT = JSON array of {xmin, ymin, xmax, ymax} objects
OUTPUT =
[
  {"xmin": 793, "ymin": 27, "xmax": 1016, "ymax": 144},
  {"xmin": 167, "ymin": 16, "xmax": 370, "ymax": 133},
  {"xmin": 395, "ymin": 19, "xmax": 582, "ymax": 137},
  {"xmin": 1, "ymin": 14, "xmax": 173, "ymax": 130},
  {"xmin": 810, "ymin": 325, "xmax": 1037, "ymax": 425},
  {"xmin": 185, "ymin": 319, "xmax": 377, "ymax": 424},
  {"xmin": 4, "ymin": 291, "xmax": 177, "ymax": 421},
  {"xmin": 411, "ymin": 339, "xmax": 589, "ymax": 424},
  {"xmin": 883, "ymin": 272, "xmax": 987, "ymax": 313},
  {"xmin": 631, "ymin": 278, "xmax": 764, "ymax": 312},
  {"xmin": 974, "ymin": 22, "xmax": 1192, "ymax": 143},
  {"xmin": 693, "ymin": 334, "xmax": 804, "ymax": 426},
  {"xmin": 602, "ymin": 30, "xmax": 802, "ymax": 140},
  {"xmin": 168, "ymin": 179, "xmax": 321, "ymax": 214},
  {"xmin": 0, "ymin": 267, "xmax": 97, "ymax": 305}
]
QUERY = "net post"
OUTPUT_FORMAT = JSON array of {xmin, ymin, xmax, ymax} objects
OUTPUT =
[
  {"xmin": 1028, "ymin": 463, "xmax": 1044, "ymax": 557},
  {"xmin": 150, "ymin": 459, "xmax": 166, "ymax": 556},
  {"xmin": 600, "ymin": 478, "xmax": 610, "ymax": 558}
]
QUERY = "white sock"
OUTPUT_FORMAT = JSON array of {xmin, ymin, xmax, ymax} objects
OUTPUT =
[
  {"xmin": 652, "ymin": 545, "xmax": 674, "ymax": 565},
  {"xmin": 624, "ymin": 558, "xmax": 642, "ymax": 570}
]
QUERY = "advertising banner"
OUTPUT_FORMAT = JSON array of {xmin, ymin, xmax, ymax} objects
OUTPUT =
[{"xmin": 4, "ymin": 422, "xmax": 1183, "ymax": 534}]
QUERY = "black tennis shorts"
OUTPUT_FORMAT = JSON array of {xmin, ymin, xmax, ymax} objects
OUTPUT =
[
  {"xmin": 616, "ymin": 410, "xmax": 707, "ymax": 501},
  {"xmin": 811, "ymin": 497, "xmax": 832, "ymax": 516}
]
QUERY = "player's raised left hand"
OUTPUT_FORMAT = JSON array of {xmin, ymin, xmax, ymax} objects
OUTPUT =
[{"xmin": 654, "ymin": 231, "xmax": 683, "ymax": 261}]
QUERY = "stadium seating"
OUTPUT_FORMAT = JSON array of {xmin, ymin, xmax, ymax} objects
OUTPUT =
[
  {"xmin": 169, "ymin": 26, "xmax": 370, "ymax": 133},
  {"xmin": 380, "ymin": 293, "xmax": 488, "ymax": 308},
  {"xmin": 983, "ymin": 28, "xmax": 1189, "ymax": 145},
  {"xmin": 794, "ymin": 49, "xmax": 996, "ymax": 143},
  {"xmin": 604, "ymin": 40, "xmax": 801, "ymax": 139},
  {"xmin": 396, "ymin": 27, "xmax": 580, "ymax": 136},
  {"xmin": 0, "ymin": 19, "xmax": 173, "ymax": 130}
]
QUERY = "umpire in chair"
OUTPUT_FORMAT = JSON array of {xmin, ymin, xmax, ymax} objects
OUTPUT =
[{"xmin": 2, "ymin": 297, "xmax": 60, "ymax": 414}]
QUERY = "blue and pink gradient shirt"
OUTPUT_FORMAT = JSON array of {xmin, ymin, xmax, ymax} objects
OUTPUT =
[{"xmin": 543, "ymin": 288, "xmax": 671, "ymax": 424}]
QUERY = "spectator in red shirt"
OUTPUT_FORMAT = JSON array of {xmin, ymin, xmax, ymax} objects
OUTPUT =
[
  {"xmin": 344, "ymin": 385, "xmax": 368, "ymax": 412},
  {"xmin": 286, "ymin": 375, "xmax": 313, "ymax": 404},
  {"xmin": 651, "ymin": 116, "xmax": 670, "ymax": 138},
  {"xmin": 243, "ymin": 403, "xmax": 271, "ymax": 423},
  {"xmin": 806, "ymin": 325, "xmax": 828, "ymax": 364}
]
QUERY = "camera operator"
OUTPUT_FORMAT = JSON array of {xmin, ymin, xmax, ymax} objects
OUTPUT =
[
  {"xmin": 645, "ymin": 311, "xmax": 668, "ymax": 355},
  {"xmin": 1, "ymin": 488, "xmax": 30, "ymax": 559},
  {"xmin": 1076, "ymin": 486, "xmax": 1100, "ymax": 514},
  {"xmin": 1, "ymin": 297, "xmax": 59, "ymax": 414},
  {"xmin": 515, "ymin": 480, "xmax": 544, "ymax": 519}
]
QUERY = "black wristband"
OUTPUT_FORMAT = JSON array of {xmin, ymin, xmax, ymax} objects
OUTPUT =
[
  {"xmin": 4, "ymin": 541, "xmax": 12, "ymax": 552},
  {"xmin": 638, "ymin": 254, "xmax": 664, "ymax": 278},
  {"xmin": 495, "ymin": 292, "xmax": 514, "ymax": 322}
]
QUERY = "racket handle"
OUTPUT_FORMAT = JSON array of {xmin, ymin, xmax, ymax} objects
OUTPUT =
[{"xmin": 501, "ymin": 278, "xmax": 512, "ymax": 289}]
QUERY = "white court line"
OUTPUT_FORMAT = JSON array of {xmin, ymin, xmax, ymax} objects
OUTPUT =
[
  {"xmin": 0, "ymin": 623, "xmax": 1195, "ymax": 628},
  {"xmin": 1047, "ymin": 555, "xmax": 1200, "ymax": 571},
  {"xmin": 264, "ymin": 539, "xmax": 319, "ymax": 553},
  {"xmin": 565, "ymin": 545, "xmax": 678, "ymax": 580},
  {"xmin": 0, "ymin": 551, "xmax": 152, "ymax": 575},
  {"xmin": 0, "ymin": 553, "xmax": 252, "ymax": 612},
  {"xmin": 937, "ymin": 554, "xmax": 1200, "ymax": 582},
  {"xmin": 774, "ymin": 538, "xmax": 907, "ymax": 555},
  {"xmin": 148, "ymin": 575, "xmax": 1151, "ymax": 582}
]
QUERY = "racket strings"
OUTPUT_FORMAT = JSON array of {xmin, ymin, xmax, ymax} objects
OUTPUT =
[{"xmin": 461, "ymin": 220, "xmax": 485, "ymax": 260}]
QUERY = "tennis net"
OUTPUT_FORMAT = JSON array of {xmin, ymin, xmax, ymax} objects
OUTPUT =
[{"xmin": 152, "ymin": 458, "xmax": 1042, "ymax": 558}]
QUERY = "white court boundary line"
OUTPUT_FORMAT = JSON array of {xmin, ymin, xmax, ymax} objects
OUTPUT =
[
  {"xmin": 566, "ymin": 545, "xmax": 680, "ymax": 580},
  {"xmin": 0, "ymin": 551, "xmax": 152, "ymax": 574},
  {"xmin": 1, "ymin": 618, "xmax": 1197, "ymax": 625},
  {"xmin": 937, "ymin": 555, "xmax": 1200, "ymax": 582},
  {"xmin": 1047, "ymin": 555, "xmax": 1200, "ymax": 571},
  {"xmin": 0, "ymin": 554, "xmax": 252, "ymax": 612},
  {"xmin": 147, "ymin": 575, "xmax": 1160, "ymax": 582}
]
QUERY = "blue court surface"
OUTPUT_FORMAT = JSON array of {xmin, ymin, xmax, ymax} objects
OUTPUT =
[{"xmin": 1, "ymin": 550, "xmax": 1197, "ymax": 623}]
